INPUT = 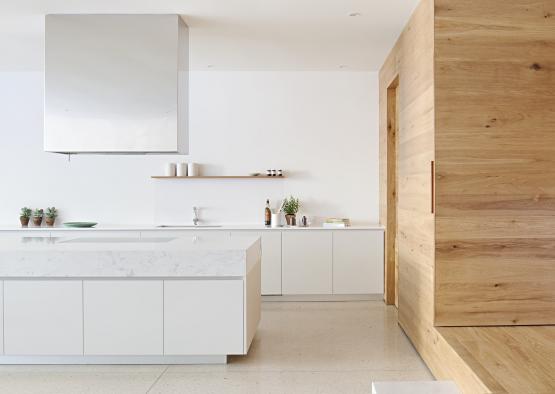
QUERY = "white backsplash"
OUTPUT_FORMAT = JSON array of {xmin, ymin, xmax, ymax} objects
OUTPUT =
[{"xmin": 0, "ymin": 71, "xmax": 379, "ymax": 226}]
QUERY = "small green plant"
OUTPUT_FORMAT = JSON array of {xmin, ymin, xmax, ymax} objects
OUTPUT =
[
  {"xmin": 33, "ymin": 208, "xmax": 44, "ymax": 218},
  {"xmin": 282, "ymin": 196, "xmax": 300, "ymax": 215},
  {"xmin": 20, "ymin": 207, "xmax": 32, "ymax": 218},
  {"xmin": 45, "ymin": 207, "xmax": 58, "ymax": 219}
]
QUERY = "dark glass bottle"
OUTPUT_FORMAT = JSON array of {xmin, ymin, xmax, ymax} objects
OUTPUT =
[{"xmin": 264, "ymin": 199, "xmax": 271, "ymax": 226}]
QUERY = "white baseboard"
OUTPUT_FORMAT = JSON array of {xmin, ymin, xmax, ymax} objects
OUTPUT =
[
  {"xmin": 262, "ymin": 294, "xmax": 383, "ymax": 302},
  {"xmin": 0, "ymin": 355, "xmax": 227, "ymax": 365}
]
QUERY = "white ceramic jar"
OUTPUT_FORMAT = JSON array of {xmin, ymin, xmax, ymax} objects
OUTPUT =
[
  {"xmin": 165, "ymin": 163, "xmax": 177, "ymax": 177},
  {"xmin": 187, "ymin": 162, "xmax": 199, "ymax": 177},
  {"xmin": 176, "ymin": 163, "xmax": 188, "ymax": 177}
]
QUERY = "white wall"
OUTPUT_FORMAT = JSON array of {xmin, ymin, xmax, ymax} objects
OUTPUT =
[{"xmin": 0, "ymin": 70, "xmax": 378, "ymax": 226}]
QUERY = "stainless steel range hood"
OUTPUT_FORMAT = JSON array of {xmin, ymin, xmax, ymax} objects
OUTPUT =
[{"xmin": 44, "ymin": 14, "xmax": 188, "ymax": 154}]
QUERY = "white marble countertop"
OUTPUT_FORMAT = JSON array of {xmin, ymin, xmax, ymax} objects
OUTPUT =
[
  {"xmin": 0, "ymin": 234, "xmax": 260, "ymax": 278},
  {"xmin": 0, "ymin": 223, "xmax": 384, "ymax": 231}
]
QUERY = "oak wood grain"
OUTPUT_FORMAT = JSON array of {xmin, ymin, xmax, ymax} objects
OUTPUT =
[
  {"xmin": 439, "ymin": 326, "xmax": 555, "ymax": 394},
  {"xmin": 434, "ymin": 0, "xmax": 555, "ymax": 325}
]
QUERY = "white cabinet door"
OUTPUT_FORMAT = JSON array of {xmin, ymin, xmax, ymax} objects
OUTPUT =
[
  {"xmin": 333, "ymin": 231, "xmax": 384, "ymax": 294},
  {"xmin": 83, "ymin": 280, "xmax": 163, "ymax": 355},
  {"xmin": 282, "ymin": 231, "xmax": 333, "ymax": 295},
  {"xmin": 4, "ymin": 280, "xmax": 83, "ymax": 355},
  {"xmin": 164, "ymin": 280, "xmax": 244, "ymax": 355},
  {"xmin": 231, "ymin": 231, "xmax": 281, "ymax": 295}
]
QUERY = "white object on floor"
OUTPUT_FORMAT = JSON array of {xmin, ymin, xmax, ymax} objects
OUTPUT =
[{"xmin": 372, "ymin": 381, "xmax": 460, "ymax": 394}]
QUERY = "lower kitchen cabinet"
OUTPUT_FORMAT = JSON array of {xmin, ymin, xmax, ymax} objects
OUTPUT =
[
  {"xmin": 282, "ymin": 231, "xmax": 333, "ymax": 295},
  {"xmin": 333, "ymin": 230, "xmax": 384, "ymax": 294},
  {"xmin": 164, "ymin": 280, "xmax": 244, "ymax": 355},
  {"xmin": 83, "ymin": 280, "xmax": 163, "ymax": 355},
  {"xmin": 3, "ymin": 280, "xmax": 83, "ymax": 355},
  {"xmin": 230, "ymin": 231, "xmax": 282, "ymax": 295}
]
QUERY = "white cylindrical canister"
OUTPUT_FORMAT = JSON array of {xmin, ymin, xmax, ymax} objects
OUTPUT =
[
  {"xmin": 165, "ymin": 163, "xmax": 177, "ymax": 177},
  {"xmin": 187, "ymin": 162, "xmax": 199, "ymax": 177},
  {"xmin": 176, "ymin": 163, "xmax": 188, "ymax": 177}
]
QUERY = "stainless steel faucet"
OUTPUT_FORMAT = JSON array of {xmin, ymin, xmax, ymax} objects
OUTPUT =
[{"xmin": 192, "ymin": 206, "xmax": 199, "ymax": 226}]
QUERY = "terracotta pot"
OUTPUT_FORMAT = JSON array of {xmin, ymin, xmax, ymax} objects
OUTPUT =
[
  {"xmin": 285, "ymin": 214, "xmax": 296, "ymax": 226},
  {"xmin": 45, "ymin": 217, "xmax": 56, "ymax": 227},
  {"xmin": 32, "ymin": 216, "xmax": 43, "ymax": 226},
  {"xmin": 20, "ymin": 216, "xmax": 30, "ymax": 227}
]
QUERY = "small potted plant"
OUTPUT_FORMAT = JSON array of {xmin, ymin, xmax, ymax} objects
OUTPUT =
[
  {"xmin": 282, "ymin": 196, "xmax": 300, "ymax": 226},
  {"xmin": 20, "ymin": 207, "xmax": 32, "ymax": 227},
  {"xmin": 32, "ymin": 208, "xmax": 44, "ymax": 226},
  {"xmin": 45, "ymin": 207, "xmax": 58, "ymax": 227}
]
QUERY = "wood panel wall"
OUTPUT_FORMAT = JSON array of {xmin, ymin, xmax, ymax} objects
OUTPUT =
[
  {"xmin": 379, "ymin": 0, "xmax": 435, "ymax": 327},
  {"xmin": 379, "ymin": 0, "xmax": 460, "ymax": 383},
  {"xmin": 434, "ymin": 0, "xmax": 555, "ymax": 326},
  {"xmin": 380, "ymin": 3, "xmax": 491, "ymax": 392}
]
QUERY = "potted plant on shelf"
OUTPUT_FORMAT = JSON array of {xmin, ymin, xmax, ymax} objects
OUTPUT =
[
  {"xmin": 45, "ymin": 207, "xmax": 58, "ymax": 227},
  {"xmin": 282, "ymin": 196, "xmax": 300, "ymax": 226},
  {"xmin": 20, "ymin": 207, "xmax": 32, "ymax": 227},
  {"xmin": 32, "ymin": 208, "xmax": 44, "ymax": 226}
]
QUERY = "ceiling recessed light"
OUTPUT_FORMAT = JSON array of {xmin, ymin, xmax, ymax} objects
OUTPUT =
[
  {"xmin": 207, "ymin": 64, "xmax": 214, "ymax": 69},
  {"xmin": 349, "ymin": 12, "xmax": 362, "ymax": 17},
  {"xmin": 339, "ymin": 65, "xmax": 348, "ymax": 69}
]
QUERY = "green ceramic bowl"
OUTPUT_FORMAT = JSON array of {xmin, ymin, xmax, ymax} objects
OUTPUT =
[{"xmin": 63, "ymin": 222, "xmax": 98, "ymax": 228}]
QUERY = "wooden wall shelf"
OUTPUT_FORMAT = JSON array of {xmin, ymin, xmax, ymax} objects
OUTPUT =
[{"xmin": 151, "ymin": 176, "xmax": 286, "ymax": 179}]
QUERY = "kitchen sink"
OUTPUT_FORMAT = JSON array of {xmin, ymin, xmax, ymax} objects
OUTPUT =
[{"xmin": 156, "ymin": 225, "xmax": 223, "ymax": 228}]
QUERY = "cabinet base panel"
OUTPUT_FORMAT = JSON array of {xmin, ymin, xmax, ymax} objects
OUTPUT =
[
  {"xmin": 0, "ymin": 355, "xmax": 227, "ymax": 365},
  {"xmin": 262, "ymin": 294, "xmax": 382, "ymax": 302}
]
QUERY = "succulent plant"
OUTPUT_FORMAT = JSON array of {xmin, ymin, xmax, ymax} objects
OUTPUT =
[
  {"xmin": 281, "ymin": 196, "xmax": 300, "ymax": 215},
  {"xmin": 32, "ymin": 208, "xmax": 44, "ymax": 218},
  {"xmin": 20, "ymin": 207, "xmax": 32, "ymax": 218},
  {"xmin": 45, "ymin": 207, "xmax": 58, "ymax": 219}
]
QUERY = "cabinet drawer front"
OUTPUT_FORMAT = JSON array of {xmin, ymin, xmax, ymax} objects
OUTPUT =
[
  {"xmin": 83, "ymin": 280, "xmax": 163, "ymax": 356},
  {"xmin": 164, "ymin": 280, "xmax": 244, "ymax": 355},
  {"xmin": 282, "ymin": 231, "xmax": 333, "ymax": 295},
  {"xmin": 4, "ymin": 280, "xmax": 83, "ymax": 355}
]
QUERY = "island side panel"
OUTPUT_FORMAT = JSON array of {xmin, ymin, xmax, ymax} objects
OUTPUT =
[{"xmin": 244, "ymin": 254, "xmax": 262, "ymax": 353}]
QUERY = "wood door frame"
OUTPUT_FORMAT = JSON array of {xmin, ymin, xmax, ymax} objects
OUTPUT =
[{"xmin": 385, "ymin": 75, "xmax": 399, "ymax": 306}]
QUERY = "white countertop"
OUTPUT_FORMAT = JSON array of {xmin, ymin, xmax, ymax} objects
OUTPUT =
[
  {"xmin": 0, "ymin": 223, "xmax": 384, "ymax": 231},
  {"xmin": 0, "ymin": 234, "xmax": 260, "ymax": 278}
]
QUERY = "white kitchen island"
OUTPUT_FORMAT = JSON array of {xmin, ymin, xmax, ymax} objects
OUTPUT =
[{"xmin": 0, "ymin": 234, "xmax": 261, "ymax": 364}]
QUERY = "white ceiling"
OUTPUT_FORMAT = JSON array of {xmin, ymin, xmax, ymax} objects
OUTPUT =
[{"xmin": 0, "ymin": 0, "xmax": 419, "ymax": 71}]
